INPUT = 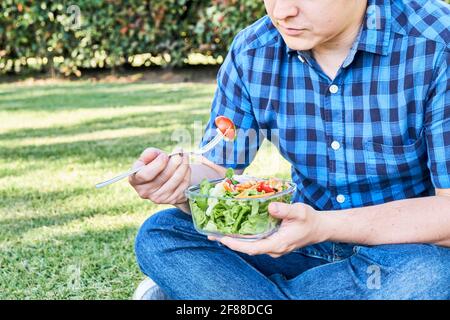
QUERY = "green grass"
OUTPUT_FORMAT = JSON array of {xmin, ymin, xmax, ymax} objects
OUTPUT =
[{"xmin": 0, "ymin": 79, "xmax": 290, "ymax": 299}]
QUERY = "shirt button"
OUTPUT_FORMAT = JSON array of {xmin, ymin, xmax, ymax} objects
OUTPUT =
[
  {"xmin": 331, "ymin": 140, "xmax": 341, "ymax": 150},
  {"xmin": 329, "ymin": 84, "xmax": 339, "ymax": 94},
  {"xmin": 336, "ymin": 194, "xmax": 346, "ymax": 203}
]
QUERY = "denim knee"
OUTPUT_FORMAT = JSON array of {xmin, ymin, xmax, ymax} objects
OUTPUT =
[
  {"xmin": 354, "ymin": 243, "xmax": 450, "ymax": 299},
  {"xmin": 135, "ymin": 208, "xmax": 190, "ymax": 273}
]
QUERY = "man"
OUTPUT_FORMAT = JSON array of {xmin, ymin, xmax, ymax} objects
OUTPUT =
[{"xmin": 131, "ymin": 0, "xmax": 450, "ymax": 299}]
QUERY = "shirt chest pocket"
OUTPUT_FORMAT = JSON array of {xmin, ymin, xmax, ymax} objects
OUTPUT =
[{"xmin": 363, "ymin": 136, "xmax": 428, "ymax": 183}]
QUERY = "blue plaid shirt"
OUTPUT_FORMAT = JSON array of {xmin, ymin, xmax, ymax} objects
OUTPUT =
[{"xmin": 200, "ymin": 0, "xmax": 450, "ymax": 210}]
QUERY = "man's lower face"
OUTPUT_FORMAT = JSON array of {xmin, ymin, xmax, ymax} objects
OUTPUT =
[{"xmin": 279, "ymin": 31, "xmax": 318, "ymax": 51}]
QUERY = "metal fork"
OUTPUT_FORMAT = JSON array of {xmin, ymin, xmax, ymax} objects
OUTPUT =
[{"xmin": 95, "ymin": 130, "xmax": 225, "ymax": 189}]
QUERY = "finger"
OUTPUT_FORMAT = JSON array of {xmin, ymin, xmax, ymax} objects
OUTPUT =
[
  {"xmin": 151, "ymin": 151, "xmax": 184, "ymax": 189},
  {"xmin": 132, "ymin": 152, "xmax": 169, "ymax": 185},
  {"xmin": 128, "ymin": 148, "xmax": 162, "ymax": 185},
  {"xmin": 130, "ymin": 148, "xmax": 163, "ymax": 174},
  {"xmin": 139, "ymin": 147, "xmax": 163, "ymax": 164},
  {"xmin": 268, "ymin": 202, "xmax": 306, "ymax": 220},
  {"xmin": 166, "ymin": 177, "xmax": 190, "ymax": 204},
  {"xmin": 218, "ymin": 236, "xmax": 276, "ymax": 255},
  {"xmin": 131, "ymin": 149, "xmax": 186, "ymax": 201},
  {"xmin": 154, "ymin": 160, "xmax": 190, "ymax": 203},
  {"xmin": 133, "ymin": 184, "xmax": 151, "ymax": 200},
  {"xmin": 165, "ymin": 165, "xmax": 191, "ymax": 204},
  {"xmin": 128, "ymin": 159, "xmax": 145, "ymax": 185}
]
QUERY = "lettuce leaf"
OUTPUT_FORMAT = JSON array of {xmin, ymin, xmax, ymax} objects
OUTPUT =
[
  {"xmin": 225, "ymin": 167, "xmax": 238, "ymax": 185},
  {"xmin": 191, "ymin": 194, "xmax": 291, "ymax": 236},
  {"xmin": 189, "ymin": 171, "xmax": 293, "ymax": 236},
  {"xmin": 195, "ymin": 179, "xmax": 213, "ymax": 210}
]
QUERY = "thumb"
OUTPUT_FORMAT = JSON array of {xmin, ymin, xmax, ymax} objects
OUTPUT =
[
  {"xmin": 268, "ymin": 202, "xmax": 306, "ymax": 220},
  {"xmin": 138, "ymin": 147, "xmax": 163, "ymax": 165}
]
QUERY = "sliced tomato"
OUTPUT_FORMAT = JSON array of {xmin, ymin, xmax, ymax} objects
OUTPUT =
[
  {"xmin": 223, "ymin": 180, "xmax": 234, "ymax": 192},
  {"xmin": 214, "ymin": 116, "xmax": 236, "ymax": 141},
  {"xmin": 256, "ymin": 182, "xmax": 274, "ymax": 193}
]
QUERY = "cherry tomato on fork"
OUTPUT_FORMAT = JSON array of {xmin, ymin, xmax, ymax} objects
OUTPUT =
[{"xmin": 214, "ymin": 116, "xmax": 236, "ymax": 141}]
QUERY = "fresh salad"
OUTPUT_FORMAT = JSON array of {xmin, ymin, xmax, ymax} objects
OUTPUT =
[{"xmin": 187, "ymin": 168, "xmax": 294, "ymax": 237}]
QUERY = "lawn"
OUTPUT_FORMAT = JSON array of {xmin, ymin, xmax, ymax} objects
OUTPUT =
[{"xmin": 0, "ymin": 79, "xmax": 290, "ymax": 299}]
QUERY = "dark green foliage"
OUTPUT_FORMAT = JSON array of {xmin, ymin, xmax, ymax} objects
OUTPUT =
[{"xmin": 0, "ymin": 0, "xmax": 266, "ymax": 75}]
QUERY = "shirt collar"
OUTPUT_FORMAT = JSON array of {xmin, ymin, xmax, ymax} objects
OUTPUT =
[{"xmin": 286, "ymin": 0, "xmax": 392, "ymax": 57}]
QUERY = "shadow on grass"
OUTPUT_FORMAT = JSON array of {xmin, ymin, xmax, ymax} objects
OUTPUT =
[
  {"xmin": 0, "ymin": 81, "xmax": 215, "ymax": 299},
  {"xmin": 0, "ymin": 106, "xmax": 210, "ymax": 141},
  {"xmin": 0, "ymin": 128, "xmax": 205, "ymax": 163},
  {"xmin": 0, "ymin": 83, "xmax": 215, "ymax": 112},
  {"xmin": 0, "ymin": 94, "xmax": 213, "ymax": 164},
  {"xmin": 0, "ymin": 167, "xmax": 27, "ymax": 179},
  {"xmin": 0, "ymin": 186, "xmax": 88, "ymax": 205},
  {"xmin": 0, "ymin": 224, "xmax": 145, "ymax": 299},
  {"xmin": 0, "ymin": 82, "xmax": 214, "ymax": 164},
  {"xmin": 0, "ymin": 187, "xmax": 152, "ymax": 241}
]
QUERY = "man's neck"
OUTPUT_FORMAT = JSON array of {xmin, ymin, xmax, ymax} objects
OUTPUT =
[{"xmin": 311, "ymin": 2, "xmax": 367, "ymax": 80}]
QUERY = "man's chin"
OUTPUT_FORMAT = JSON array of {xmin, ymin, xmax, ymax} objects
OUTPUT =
[{"xmin": 281, "ymin": 36, "xmax": 316, "ymax": 52}]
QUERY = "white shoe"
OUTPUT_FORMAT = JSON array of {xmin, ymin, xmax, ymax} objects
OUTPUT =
[{"xmin": 132, "ymin": 277, "xmax": 169, "ymax": 300}]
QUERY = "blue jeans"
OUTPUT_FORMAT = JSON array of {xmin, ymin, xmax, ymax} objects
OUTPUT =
[{"xmin": 135, "ymin": 208, "xmax": 450, "ymax": 299}]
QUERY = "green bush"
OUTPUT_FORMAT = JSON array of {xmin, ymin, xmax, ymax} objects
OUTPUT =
[
  {"xmin": 0, "ymin": 0, "xmax": 265, "ymax": 76},
  {"xmin": 1, "ymin": 1, "xmax": 449, "ymax": 76}
]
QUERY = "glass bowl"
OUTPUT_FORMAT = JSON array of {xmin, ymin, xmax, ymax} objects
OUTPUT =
[{"xmin": 185, "ymin": 178, "xmax": 296, "ymax": 241}]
